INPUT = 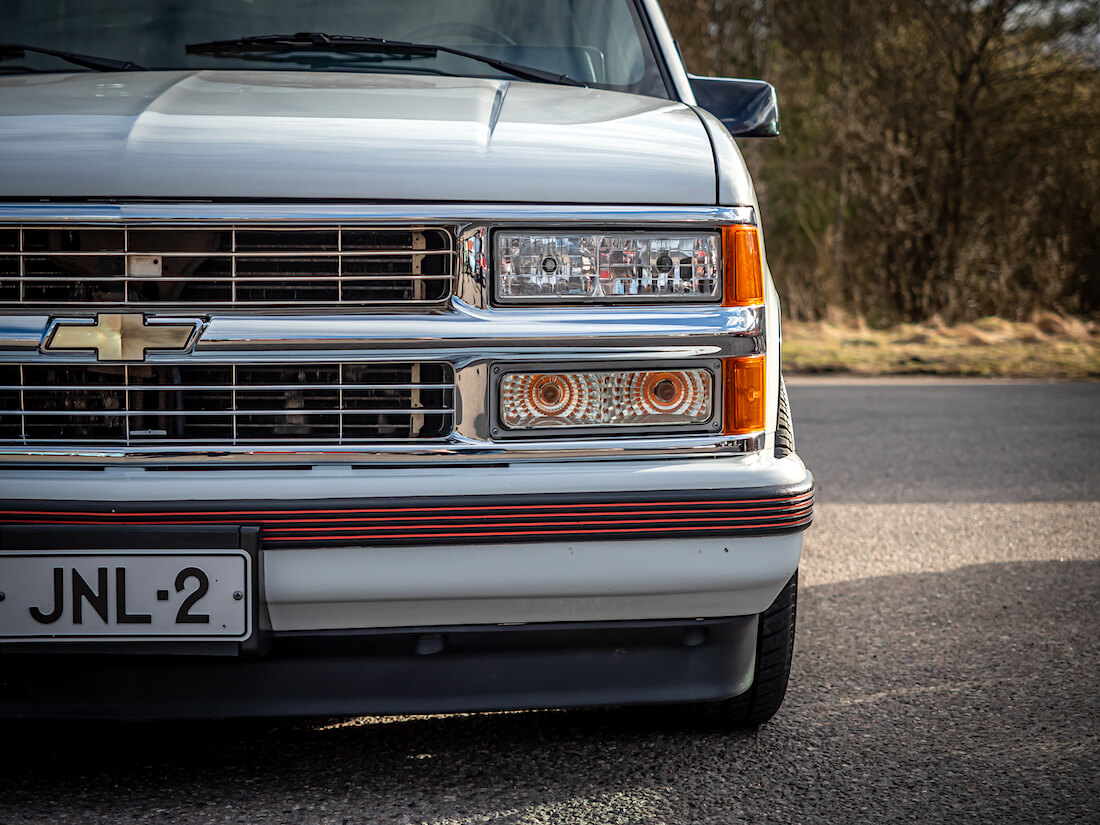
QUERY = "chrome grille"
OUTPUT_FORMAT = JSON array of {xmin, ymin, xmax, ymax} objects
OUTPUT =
[
  {"xmin": 0, "ymin": 363, "xmax": 455, "ymax": 445},
  {"xmin": 0, "ymin": 225, "xmax": 455, "ymax": 307}
]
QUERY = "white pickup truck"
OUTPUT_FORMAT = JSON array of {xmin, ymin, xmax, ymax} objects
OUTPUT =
[{"xmin": 0, "ymin": 0, "xmax": 813, "ymax": 727}]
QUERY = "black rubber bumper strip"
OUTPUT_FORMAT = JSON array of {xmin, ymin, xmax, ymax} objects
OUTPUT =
[{"xmin": 0, "ymin": 478, "xmax": 814, "ymax": 548}]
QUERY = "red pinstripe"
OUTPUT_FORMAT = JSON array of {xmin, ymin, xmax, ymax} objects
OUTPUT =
[
  {"xmin": 0, "ymin": 491, "xmax": 812, "ymax": 519},
  {"xmin": 261, "ymin": 517, "xmax": 813, "ymax": 542}
]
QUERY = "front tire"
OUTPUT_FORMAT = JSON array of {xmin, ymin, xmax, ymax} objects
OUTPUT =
[{"xmin": 774, "ymin": 376, "xmax": 796, "ymax": 458}]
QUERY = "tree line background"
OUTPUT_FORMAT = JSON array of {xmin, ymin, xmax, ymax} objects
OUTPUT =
[{"xmin": 663, "ymin": 0, "xmax": 1100, "ymax": 323}]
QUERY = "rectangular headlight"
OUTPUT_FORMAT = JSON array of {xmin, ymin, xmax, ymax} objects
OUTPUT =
[
  {"xmin": 499, "ymin": 368, "xmax": 714, "ymax": 430},
  {"xmin": 495, "ymin": 231, "xmax": 721, "ymax": 303}
]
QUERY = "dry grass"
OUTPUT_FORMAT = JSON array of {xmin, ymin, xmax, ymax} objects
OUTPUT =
[{"xmin": 782, "ymin": 311, "xmax": 1100, "ymax": 379}]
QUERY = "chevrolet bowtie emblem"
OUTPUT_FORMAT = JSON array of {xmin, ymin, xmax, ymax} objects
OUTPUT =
[{"xmin": 45, "ymin": 314, "xmax": 200, "ymax": 361}]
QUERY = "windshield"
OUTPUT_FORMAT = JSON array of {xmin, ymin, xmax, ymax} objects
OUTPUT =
[{"xmin": 2, "ymin": 0, "xmax": 669, "ymax": 97}]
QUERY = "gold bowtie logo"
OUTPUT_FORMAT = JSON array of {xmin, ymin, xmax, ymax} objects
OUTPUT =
[{"xmin": 45, "ymin": 314, "xmax": 199, "ymax": 361}]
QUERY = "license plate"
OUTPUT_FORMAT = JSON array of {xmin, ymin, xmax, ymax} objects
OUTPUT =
[{"xmin": 0, "ymin": 550, "xmax": 251, "ymax": 642}]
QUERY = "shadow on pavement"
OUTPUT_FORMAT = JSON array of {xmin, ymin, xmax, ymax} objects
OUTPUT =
[{"xmin": 1, "ymin": 559, "xmax": 1097, "ymax": 824}]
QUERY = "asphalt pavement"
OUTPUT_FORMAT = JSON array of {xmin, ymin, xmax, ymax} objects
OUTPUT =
[{"xmin": 1, "ymin": 378, "xmax": 1097, "ymax": 824}]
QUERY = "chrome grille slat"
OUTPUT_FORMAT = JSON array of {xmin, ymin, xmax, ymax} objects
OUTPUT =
[
  {"xmin": 14, "ymin": 250, "xmax": 456, "ymax": 258},
  {"xmin": 4, "ymin": 440, "xmax": 442, "ymax": 446},
  {"xmin": 5, "ymin": 250, "xmax": 451, "ymax": 257},
  {"xmin": 0, "ymin": 224, "xmax": 456, "ymax": 308},
  {"xmin": 2, "ymin": 384, "xmax": 455, "ymax": 391},
  {"xmin": 123, "ymin": 363, "xmax": 130, "ymax": 443},
  {"xmin": 0, "ymin": 363, "xmax": 455, "ymax": 446},
  {"xmin": 18, "ymin": 227, "xmax": 25, "ymax": 303},
  {"xmin": 10, "ymin": 300, "xmax": 449, "ymax": 306},
  {"xmin": 12, "ymin": 274, "xmax": 454, "ymax": 281},
  {"xmin": 10, "ymin": 409, "xmax": 454, "ymax": 416},
  {"xmin": 18, "ymin": 363, "xmax": 26, "ymax": 442},
  {"xmin": 230, "ymin": 229, "xmax": 237, "ymax": 305},
  {"xmin": 123, "ymin": 226, "xmax": 129, "ymax": 304}
]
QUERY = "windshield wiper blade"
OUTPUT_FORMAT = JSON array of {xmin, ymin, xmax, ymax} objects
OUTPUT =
[
  {"xmin": 185, "ymin": 32, "xmax": 585, "ymax": 87},
  {"xmin": 0, "ymin": 43, "xmax": 147, "ymax": 72}
]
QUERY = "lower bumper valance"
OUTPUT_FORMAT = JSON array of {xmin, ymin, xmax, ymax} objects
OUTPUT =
[{"xmin": 0, "ymin": 616, "xmax": 758, "ymax": 719}]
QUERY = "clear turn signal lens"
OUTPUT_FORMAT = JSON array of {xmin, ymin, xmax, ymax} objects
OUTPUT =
[
  {"xmin": 495, "ymin": 232, "xmax": 721, "ymax": 302},
  {"xmin": 723, "ymin": 355, "xmax": 766, "ymax": 434},
  {"xmin": 500, "ymin": 369, "xmax": 713, "ymax": 430}
]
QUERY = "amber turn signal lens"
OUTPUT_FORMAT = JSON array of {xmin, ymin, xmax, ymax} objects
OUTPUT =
[
  {"xmin": 721, "ymin": 225, "xmax": 765, "ymax": 306},
  {"xmin": 723, "ymin": 355, "xmax": 766, "ymax": 434}
]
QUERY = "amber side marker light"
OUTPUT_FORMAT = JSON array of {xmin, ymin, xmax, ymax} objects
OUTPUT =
[
  {"xmin": 723, "ymin": 355, "xmax": 766, "ymax": 434},
  {"xmin": 722, "ymin": 225, "xmax": 765, "ymax": 306}
]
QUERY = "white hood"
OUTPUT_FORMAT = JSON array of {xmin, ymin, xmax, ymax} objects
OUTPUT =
[{"xmin": 0, "ymin": 70, "xmax": 717, "ymax": 203}]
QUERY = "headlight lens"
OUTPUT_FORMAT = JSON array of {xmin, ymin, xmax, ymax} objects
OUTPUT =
[
  {"xmin": 500, "ymin": 368, "xmax": 713, "ymax": 430},
  {"xmin": 495, "ymin": 232, "xmax": 721, "ymax": 303}
]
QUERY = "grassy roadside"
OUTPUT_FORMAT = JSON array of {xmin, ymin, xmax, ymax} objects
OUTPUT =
[{"xmin": 782, "ymin": 313, "xmax": 1100, "ymax": 379}]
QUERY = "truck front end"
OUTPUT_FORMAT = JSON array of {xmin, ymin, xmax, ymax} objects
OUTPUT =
[{"xmin": 0, "ymin": 0, "xmax": 812, "ymax": 725}]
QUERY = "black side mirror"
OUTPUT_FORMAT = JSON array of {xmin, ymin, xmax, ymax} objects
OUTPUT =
[{"xmin": 687, "ymin": 76, "xmax": 780, "ymax": 138}]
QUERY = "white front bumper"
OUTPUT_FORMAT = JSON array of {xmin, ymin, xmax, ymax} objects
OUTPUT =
[
  {"xmin": 0, "ymin": 454, "xmax": 811, "ymax": 630},
  {"xmin": 265, "ymin": 532, "xmax": 803, "ymax": 630}
]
